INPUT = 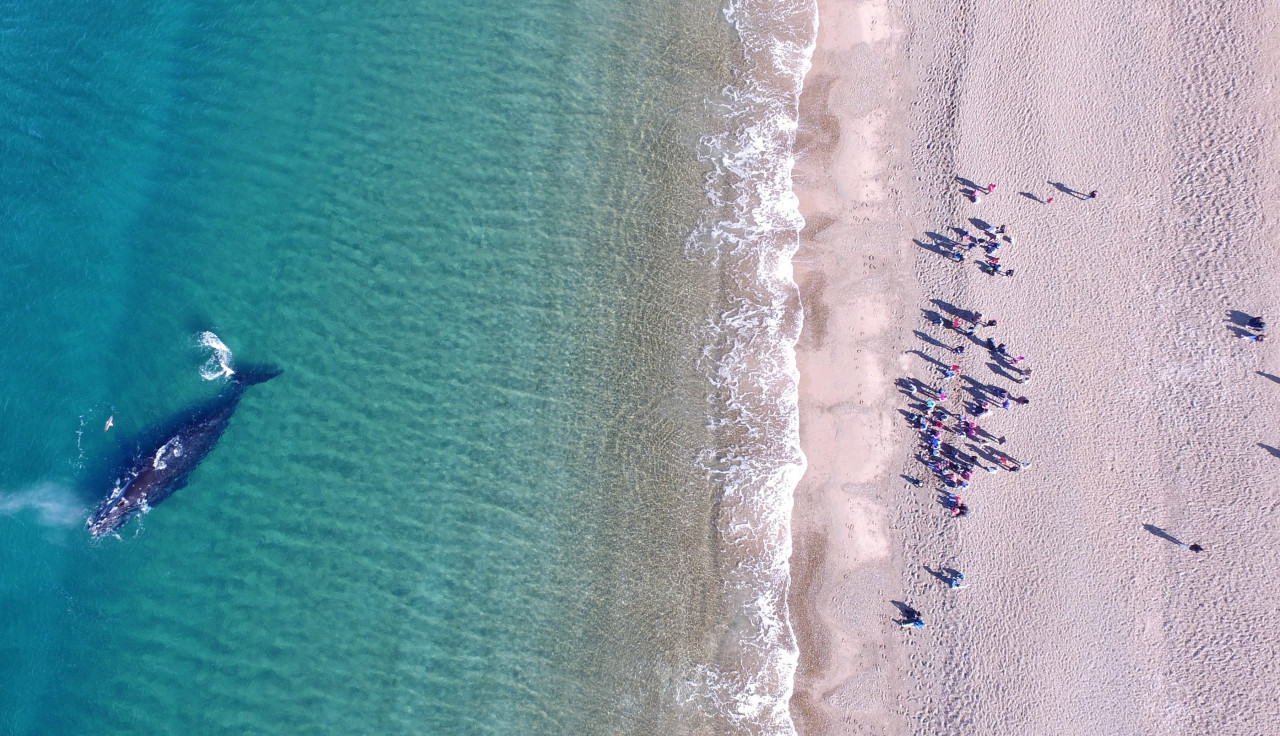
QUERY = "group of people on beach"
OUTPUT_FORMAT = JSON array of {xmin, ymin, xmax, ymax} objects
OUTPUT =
[
  {"xmin": 896, "ymin": 182, "xmax": 1050, "ymax": 630},
  {"xmin": 898, "ymin": 311, "xmax": 1030, "ymax": 627},
  {"xmin": 893, "ymin": 182, "xmax": 1246, "ymax": 630},
  {"xmin": 926, "ymin": 218, "xmax": 1018, "ymax": 279}
]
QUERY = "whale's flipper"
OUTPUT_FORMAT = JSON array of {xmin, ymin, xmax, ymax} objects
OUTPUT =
[{"xmin": 233, "ymin": 366, "xmax": 283, "ymax": 388}]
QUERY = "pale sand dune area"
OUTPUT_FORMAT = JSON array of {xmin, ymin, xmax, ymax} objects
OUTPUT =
[{"xmin": 789, "ymin": 0, "xmax": 1280, "ymax": 734}]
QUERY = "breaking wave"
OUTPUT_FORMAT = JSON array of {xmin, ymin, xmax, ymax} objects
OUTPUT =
[{"xmin": 685, "ymin": 0, "xmax": 816, "ymax": 733}]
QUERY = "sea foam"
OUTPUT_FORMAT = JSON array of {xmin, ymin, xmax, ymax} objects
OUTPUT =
[
  {"xmin": 686, "ymin": 0, "xmax": 816, "ymax": 732},
  {"xmin": 197, "ymin": 331, "xmax": 236, "ymax": 381}
]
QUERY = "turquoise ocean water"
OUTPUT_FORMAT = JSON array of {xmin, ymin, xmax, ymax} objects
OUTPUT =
[{"xmin": 0, "ymin": 0, "xmax": 813, "ymax": 734}]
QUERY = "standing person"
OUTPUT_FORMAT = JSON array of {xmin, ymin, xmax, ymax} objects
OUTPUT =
[
  {"xmin": 1046, "ymin": 196, "xmax": 1054, "ymax": 205},
  {"xmin": 1088, "ymin": 190, "xmax": 1098, "ymax": 199},
  {"xmin": 987, "ymin": 183, "xmax": 996, "ymax": 193}
]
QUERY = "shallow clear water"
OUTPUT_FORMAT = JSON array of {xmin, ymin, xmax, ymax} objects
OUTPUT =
[{"xmin": 0, "ymin": 0, "xmax": 779, "ymax": 732}]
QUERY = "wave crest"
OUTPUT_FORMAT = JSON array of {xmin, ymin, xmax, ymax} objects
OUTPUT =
[{"xmin": 686, "ymin": 0, "xmax": 816, "ymax": 733}]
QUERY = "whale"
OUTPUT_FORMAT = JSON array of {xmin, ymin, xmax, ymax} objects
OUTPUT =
[{"xmin": 87, "ymin": 366, "xmax": 282, "ymax": 538}]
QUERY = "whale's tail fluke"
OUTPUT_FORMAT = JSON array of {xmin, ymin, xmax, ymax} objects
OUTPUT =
[{"xmin": 233, "ymin": 365, "xmax": 283, "ymax": 388}]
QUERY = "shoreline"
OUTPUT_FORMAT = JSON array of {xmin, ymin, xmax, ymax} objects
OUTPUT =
[{"xmin": 788, "ymin": 0, "xmax": 915, "ymax": 732}]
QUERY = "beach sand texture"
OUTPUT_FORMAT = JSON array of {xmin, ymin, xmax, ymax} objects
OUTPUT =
[{"xmin": 789, "ymin": 0, "xmax": 1280, "ymax": 734}]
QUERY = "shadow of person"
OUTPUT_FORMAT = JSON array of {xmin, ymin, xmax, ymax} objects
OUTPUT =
[
  {"xmin": 930, "ymin": 298, "xmax": 966, "ymax": 319},
  {"xmin": 908, "ymin": 349, "xmax": 948, "ymax": 370},
  {"xmin": 1019, "ymin": 191, "xmax": 1042, "ymax": 203},
  {"xmin": 1049, "ymin": 181, "xmax": 1084, "ymax": 198},
  {"xmin": 1226, "ymin": 325, "xmax": 1253, "ymax": 338},
  {"xmin": 923, "ymin": 565, "xmax": 952, "ymax": 585},
  {"xmin": 913, "ymin": 330, "xmax": 951, "ymax": 350},
  {"xmin": 890, "ymin": 600, "xmax": 919, "ymax": 620},
  {"xmin": 1259, "ymin": 443, "xmax": 1280, "ymax": 460},
  {"xmin": 1226, "ymin": 309, "xmax": 1254, "ymax": 328},
  {"xmin": 1257, "ymin": 371, "xmax": 1280, "ymax": 385},
  {"xmin": 1142, "ymin": 523, "xmax": 1185, "ymax": 547},
  {"xmin": 914, "ymin": 238, "xmax": 954, "ymax": 259},
  {"xmin": 986, "ymin": 361, "xmax": 1019, "ymax": 382}
]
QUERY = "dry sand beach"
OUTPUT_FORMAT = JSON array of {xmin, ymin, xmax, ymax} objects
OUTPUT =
[{"xmin": 788, "ymin": 0, "xmax": 1280, "ymax": 733}]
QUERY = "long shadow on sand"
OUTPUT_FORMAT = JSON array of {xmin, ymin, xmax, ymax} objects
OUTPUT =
[
  {"xmin": 1226, "ymin": 309, "xmax": 1255, "ymax": 329},
  {"xmin": 908, "ymin": 350, "xmax": 950, "ymax": 371},
  {"xmin": 930, "ymin": 298, "xmax": 975, "ymax": 323},
  {"xmin": 1141, "ymin": 523, "xmax": 1186, "ymax": 547},
  {"xmin": 890, "ymin": 600, "xmax": 919, "ymax": 620},
  {"xmin": 1049, "ymin": 181, "xmax": 1089, "ymax": 199},
  {"xmin": 913, "ymin": 330, "xmax": 951, "ymax": 350},
  {"xmin": 986, "ymin": 361, "xmax": 1021, "ymax": 382},
  {"xmin": 923, "ymin": 565, "xmax": 954, "ymax": 585}
]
